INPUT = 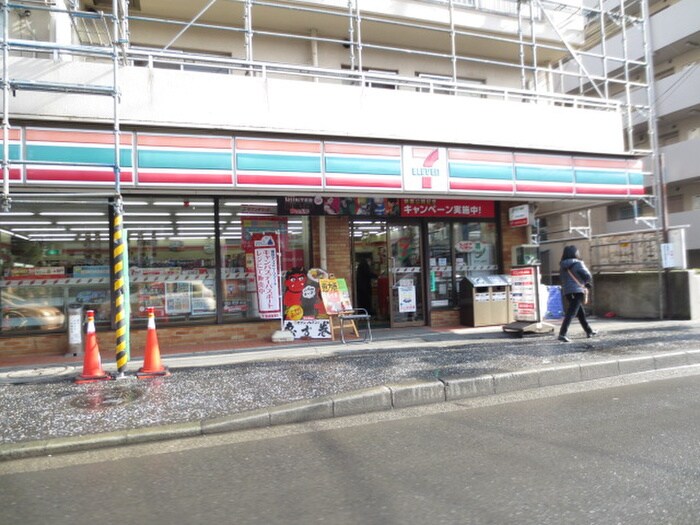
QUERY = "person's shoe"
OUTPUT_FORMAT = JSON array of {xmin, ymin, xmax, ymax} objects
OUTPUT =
[
  {"xmin": 586, "ymin": 330, "xmax": 598, "ymax": 338},
  {"xmin": 558, "ymin": 335, "xmax": 571, "ymax": 343}
]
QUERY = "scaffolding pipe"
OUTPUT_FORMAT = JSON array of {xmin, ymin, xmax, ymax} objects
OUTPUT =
[
  {"xmin": 448, "ymin": 0, "xmax": 456, "ymax": 83},
  {"xmin": 2, "ymin": 1, "xmax": 11, "ymax": 211},
  {"xmin": 244, "ymin": 0, "xmax": 253, "ymax": 62},
  {"xmin": 639, "ymin": 0, "xmax": 666, "ymax": 320},
  {"xmin": 517, "ymin": 0, "xmax": 527, "ymax": 90},
  {"xmin": 619, "ymin": 0, "xmax": 635, "ymax": 151},
  {"xmin": 533, "ymin": 0, "xmax": 604, "ymax": 99},
  {"xmin": 118, "ymin": 0, "xmax": 129, "ymax": 61},
  {"xmin": 162, "ymin": 0, "xmax": 218, "ymax": 52},
  {"xmin": 598, "ymin": 0, "xmax": 609, "ymax": 100},
  {"xmin": 354, "ymin": 1, "xmax": 363, "ymax": 80},
  {"xmin": 529, "ymin": 0, "xmax": 539, "ymax": 92},
  {"xmin": 347, "ymin": 0, "xmax": 355, "ymax": 71},
  {"xmin": 112, "ymin": 0, "xmax": 122, "ymax": 197}
]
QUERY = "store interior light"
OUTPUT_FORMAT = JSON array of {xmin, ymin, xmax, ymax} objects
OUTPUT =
[
  {"xmin": 70, "ymin": 227, "xmax": 110, "ymax": 232},
  {"xmin": 123, "ymin": 221, "xmax": 172, "ymax": 225},
  {"xmin": 123, "ymin": 212, "xmax": 172, "ymax": 217},
  {"xmin": 154, "ymin": 201, "xmax": 214, "ymax": 206},
  {"xmin": 0, "ymin": 221, "xmax": 52, "ymax": 225},
  {"xmin": 40, "ymin": 212, "xmax": 105, "ymax": 217},
  {"xmin": 127, "ymin": 226, "xmax": 175, "ymax": 231},
  {"xmin": 56, "ymin": 221, "xmax": 108, "ymax": 225},
  {"xmin": 28, "ymin": 233, "xmax": 77, "ymax": 238},
  {"xmin": 122, "ymin": 200, "xmax": 150, "ymax": 206},
  {"xmin": 14, "ymin": 227, "xmax": 66, "ymax": 232},
  {"xmin": 224, "ymin": 201, "xmax": 277, "ymax": 207},
  {"xmin": 0, "ymin": 212, "xmax": 34, "ymax": 216},
  {"xmin": 0, "ymin": 228, "xmax": 29, "ymax": 240}
]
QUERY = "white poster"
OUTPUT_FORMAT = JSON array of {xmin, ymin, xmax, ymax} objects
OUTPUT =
[
  {"xmin": 398, "ymin": 286, "xmax": 417, "ymax": 313},
  {"xmin": 253, "ymin": 233, "xmax": 282, "ymax": 319},
  {"xmin": 165, "ymin": 282, "xmax": 192, "ymax": 315}
]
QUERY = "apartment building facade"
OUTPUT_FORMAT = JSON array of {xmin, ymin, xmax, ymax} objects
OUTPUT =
[{"xmin": 0, "ymin": 0, "xmax": 649, "ymax": 358}]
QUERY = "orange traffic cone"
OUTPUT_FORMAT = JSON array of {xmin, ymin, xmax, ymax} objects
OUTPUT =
[
  {"xmin": 137, "ymin": 307, "xmax": 170, "ymax": 379},
  {"xmin": 75, "ymin": 310, "xmax": 112, "ymax": 384}
]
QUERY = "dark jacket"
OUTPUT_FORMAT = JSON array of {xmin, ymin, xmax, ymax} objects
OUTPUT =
[{"xmin": 560, "ymin": 256, "xmax": 592, "ymax": 295}]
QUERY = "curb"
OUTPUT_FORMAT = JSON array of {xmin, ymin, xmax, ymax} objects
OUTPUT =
[{"xmin": 2, "ymin": 349, "xmax": 700, "ymax": 461}]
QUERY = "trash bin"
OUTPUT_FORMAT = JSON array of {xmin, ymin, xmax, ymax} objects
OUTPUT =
[
  {"xmin": 66, "ymin": 303, "xmax": 84, "ymax": 357},
  {"xmin": 459, "ymin": 275, "xmax": 512, "ymax": 327}
]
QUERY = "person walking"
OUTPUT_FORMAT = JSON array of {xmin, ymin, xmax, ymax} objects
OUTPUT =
[{"xmin": 558, "ymin": 245, "xmax": 597, "ymax": 343}]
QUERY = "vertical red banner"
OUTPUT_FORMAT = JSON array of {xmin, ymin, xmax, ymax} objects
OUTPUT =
[{"xmin": 253, "ymin": 233, "xmax": 282, "ymax": 319}]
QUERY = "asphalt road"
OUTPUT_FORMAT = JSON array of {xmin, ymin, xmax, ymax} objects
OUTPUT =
[{"xmin": 1, "ymin": 369, "xmax": 699, "ymax": 525}]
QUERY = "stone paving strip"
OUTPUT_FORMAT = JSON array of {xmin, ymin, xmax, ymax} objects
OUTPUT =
[{"xmin": 3, "ymin": 349, "xmax": 699, "ymax": 461}]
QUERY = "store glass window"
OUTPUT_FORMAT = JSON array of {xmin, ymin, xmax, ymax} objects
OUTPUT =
[
  {"xmin": 425, "ymin": 221, "xmax": 499, "ymax": 308},
  {"xmin": 219, "ymin": 199, "xmax": 310, "ymax": 322},
  {"xmin": 427, "ymin": 222, "xmax": 452, "ymax": 308},
  {"xmin": 125, "ymin": 198, "xmax": 217, "ymax": 325},
  {"xmin": 453, "ymin": 222, "xmax": 499, "ymax": 283},
  {"xmin": 1, "ymin": 199, "xmax": 111, "ymax": 333}
]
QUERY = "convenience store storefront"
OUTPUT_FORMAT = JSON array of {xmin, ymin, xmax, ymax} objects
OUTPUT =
[{"xmin": 0, "ymin": 128, "xmax": 644, "ymax": 357}]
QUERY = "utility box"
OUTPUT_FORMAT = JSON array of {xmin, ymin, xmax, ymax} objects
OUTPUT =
[{"xmin": 459, "ymin": 275, "xmax": 512, "ymax": 327}]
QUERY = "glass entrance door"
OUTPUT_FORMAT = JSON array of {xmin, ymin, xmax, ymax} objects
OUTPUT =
[
  {"xmin": 388, "ymin": 222, "xmax": 425, "ymax": 327},
  {"xmin": 351, "ymin": 220, "xmax": 389, "ymax": 325}
]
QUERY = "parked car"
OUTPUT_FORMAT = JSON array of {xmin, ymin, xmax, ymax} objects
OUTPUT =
[{"xmin": 1, "ymin": 305, "xmax": 65, "ymax": 332}]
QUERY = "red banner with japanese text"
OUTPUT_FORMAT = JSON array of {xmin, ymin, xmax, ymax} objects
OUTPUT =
[{"xmin": 399, "ymin": 199, "xmax": 495, "ymax": 218}]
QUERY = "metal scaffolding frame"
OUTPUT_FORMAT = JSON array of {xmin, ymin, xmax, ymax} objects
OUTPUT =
[{"xmin": 0, "ymin": 0, "xmax": 659, "ymax": 212}]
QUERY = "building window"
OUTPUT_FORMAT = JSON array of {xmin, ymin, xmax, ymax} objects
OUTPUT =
[
  {"xmin": 0, "ymin": 195, "xmax": 315, "ymax": 337},
  {"xmin": 341, "ymin": 65, "xmax": 399, "ymax": 89},
  {"xmin": 416, "ymin": 73, "xmax": 486, "ymax": 96},
  {"xmin": 426, "ymin": 220, "xmax": 499, "ymax": 308},
  {"xmin": 219, "ymin": 199, "xmax": 310, "ymax": 322},
  {"xmin": 126, "ymin": 198, "xmax": 217, "ymax": 326},
  {"xmin": 606, "ymin": 203, "xmax": 635, "ymax": 221},
  {"xmin": 666, "ymin": 194, "xmax": 684, "ymax": 214},
  {"xmin": 1, "ymin": 199, "xmax": 111, "ymax": 334}
]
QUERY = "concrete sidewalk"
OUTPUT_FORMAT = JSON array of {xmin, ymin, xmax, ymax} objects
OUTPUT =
[{"xmin": 1, "ymin": 318, "xmax": 699, "ymax": 460}]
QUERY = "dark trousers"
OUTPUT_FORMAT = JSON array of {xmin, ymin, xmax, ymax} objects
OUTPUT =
[{"xmin": 559, "ymin": 292, "xmax": 592, "ymax": 337}]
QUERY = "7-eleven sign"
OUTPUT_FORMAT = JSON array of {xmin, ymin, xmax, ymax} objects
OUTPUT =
[{"xmin": 402, "ymin": 146, "xmax": 448, "ymax": 192}]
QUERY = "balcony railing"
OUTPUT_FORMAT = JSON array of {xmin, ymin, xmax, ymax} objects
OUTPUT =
[{"xmin": 425, "ymin": 0, "xmax": 542, "ymax": 20}]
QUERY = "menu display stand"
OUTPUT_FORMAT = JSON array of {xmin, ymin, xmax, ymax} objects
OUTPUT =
[{"xmin": 502, "ymin": 265, "xmax": 555, "ymax": 337}]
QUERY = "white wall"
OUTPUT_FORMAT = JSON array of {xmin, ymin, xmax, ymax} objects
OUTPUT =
[{"xmin": 4, "ymin": 56, "xmax": 627, "ymax": 154}]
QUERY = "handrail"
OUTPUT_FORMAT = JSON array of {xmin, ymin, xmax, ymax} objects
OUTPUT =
[{"xmin": 125, "ymin": 47, "xmax": 622, "ymax": 112}]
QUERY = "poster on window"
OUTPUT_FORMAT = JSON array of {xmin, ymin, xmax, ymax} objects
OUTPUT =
[
  {"xmin": 253, "ymin": 233, "xmax": 282, "ymax": 319},
  {"xmin": 135, "ymin": 282, "xmax": 166, "ymax": 317},
  {"xmin": 398, "ymin": 285, "xmax": 417, "ymax": 313},
  {"xmin": 223, "ymin": 278, "xmax": 248, "ymax": 314},
  {"xmin": 165, "ymin": 282, "xmax": 192, "ymax": 315}
]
